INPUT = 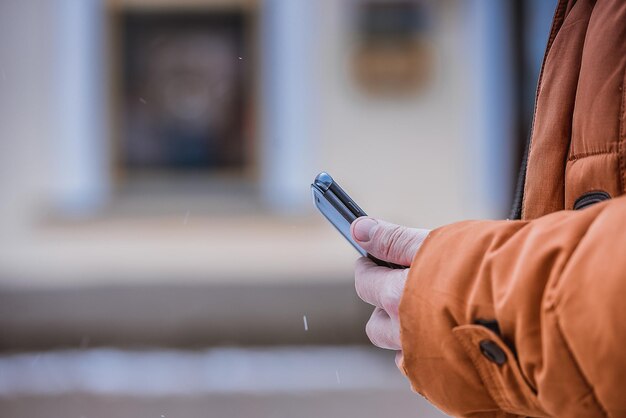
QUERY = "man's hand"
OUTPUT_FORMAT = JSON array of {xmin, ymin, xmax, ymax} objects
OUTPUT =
[{"xmin": 350, "ymin": 217, "xmax": 430, "ymax": 369}]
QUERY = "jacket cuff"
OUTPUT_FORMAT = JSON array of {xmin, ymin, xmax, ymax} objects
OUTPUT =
[{"xmin": 398, "ymin": 222, "xmax": 545, "ymax": 417}]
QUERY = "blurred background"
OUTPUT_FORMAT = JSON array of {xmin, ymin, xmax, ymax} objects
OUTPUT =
[{"xmin": 0, "ymin": 0, "xmax": 556, "ymax": 417}]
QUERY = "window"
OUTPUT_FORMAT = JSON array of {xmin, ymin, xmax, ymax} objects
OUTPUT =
[{"xmin": 119, "ymin": 11, "xmax": 252, "ymax": 175}]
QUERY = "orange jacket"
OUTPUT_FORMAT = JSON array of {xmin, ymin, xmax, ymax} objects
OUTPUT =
[{"xmin": 399, "ymin": 1, "xmax": 626, "ymax": 417}]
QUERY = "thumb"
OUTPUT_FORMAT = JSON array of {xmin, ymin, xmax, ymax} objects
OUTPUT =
[{"xmin": 350, "ymin": 217, "xmax": 429, "ymax": 267}]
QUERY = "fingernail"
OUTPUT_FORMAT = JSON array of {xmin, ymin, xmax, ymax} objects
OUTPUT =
[{"xmin": 353, "ymin": 218, "xmax": 377, "ymax": 242}]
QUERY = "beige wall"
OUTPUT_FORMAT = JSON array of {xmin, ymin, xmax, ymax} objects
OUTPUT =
[
  {"xmin": 316, "ymin": 0, "xmax": 471, "ymax": 229},
  {"xmin": 0, "ymin": 0, "xmax": 483, "ymax": 288}
]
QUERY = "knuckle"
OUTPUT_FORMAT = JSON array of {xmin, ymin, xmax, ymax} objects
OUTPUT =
[
  {"xmin": 381, "ymin": 286, "xmax": 399, "ymax": 315},
  {"xmin": 354, "ymin": 279, "xmax": 365, "ymax": 302},
  {"xmin": 372, "ymin": 271, "xmax": 396, "ymax": 311},
  {"xmin": 377, "ymin": 225, "xmax": 406, "ymax": 260},
  {"xmin": 365, "ymin": 311, "xmax": 384, "ymax": 348},
  {"xmin": 353, "ymin": 261, "xmax": 367, "ymax": 300},
  {"xmin": 384, "ymin": 272, "xmax": 406, "ymax": 314}
]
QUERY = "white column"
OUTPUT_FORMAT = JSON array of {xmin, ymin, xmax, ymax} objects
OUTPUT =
[
  {"xmin": 0, "ymin": 0, "xmax": 66, "ymax": 229},
  {"xmin": 463, "ymin": 0, "xmax": 517, "ymax": 219},
  {"xmin": 51, "ymin": 0, "xmax": 110, "ymax": 216},
  {"xmin": 260, "ymin": 0, "xmax": 318, "ymax": 215}
]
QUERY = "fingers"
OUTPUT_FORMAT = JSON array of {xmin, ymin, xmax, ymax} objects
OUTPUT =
[
  {"xmin": 365, "ymin": 308, "xmax": 402, "ymax": 350},
  {"xmin": 352, "ymin": 220, "xmax": 415, "ymax": 354},
  {"xmin": 355, "ymin": 257, "xmax": 406, "ymax": 312},
  {"xmin": 351, "ymin": 217, "xmax": 429, "ymax": 266}
]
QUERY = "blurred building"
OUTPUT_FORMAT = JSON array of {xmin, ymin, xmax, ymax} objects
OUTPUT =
[{"xmin": 0, "ymin": 0, "xmax": 555, "ymax": 417}]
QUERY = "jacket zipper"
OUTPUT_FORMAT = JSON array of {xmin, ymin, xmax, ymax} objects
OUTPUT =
[{"xmin": 511, "ymin": 0, "xmax": 569, "ymax": 219}]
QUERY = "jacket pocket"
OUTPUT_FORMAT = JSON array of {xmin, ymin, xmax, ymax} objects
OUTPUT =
[
  {"xmin": 452, "ymin": 324, "xmax": 549, "ymax": 417},
  {"xmin": 573, "ymin": 191, "xmax": 611, "ymax": 210}
]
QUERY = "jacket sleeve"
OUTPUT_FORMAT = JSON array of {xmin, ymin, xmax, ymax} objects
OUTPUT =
[{"xmin": 399, "ymin": 195, "xmax": 626, "ymax": 418}]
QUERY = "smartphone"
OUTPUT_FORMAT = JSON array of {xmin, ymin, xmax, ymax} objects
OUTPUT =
[{"xmin": 311, "ymin": 172, "xmax": 405, "ymax": 268}]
